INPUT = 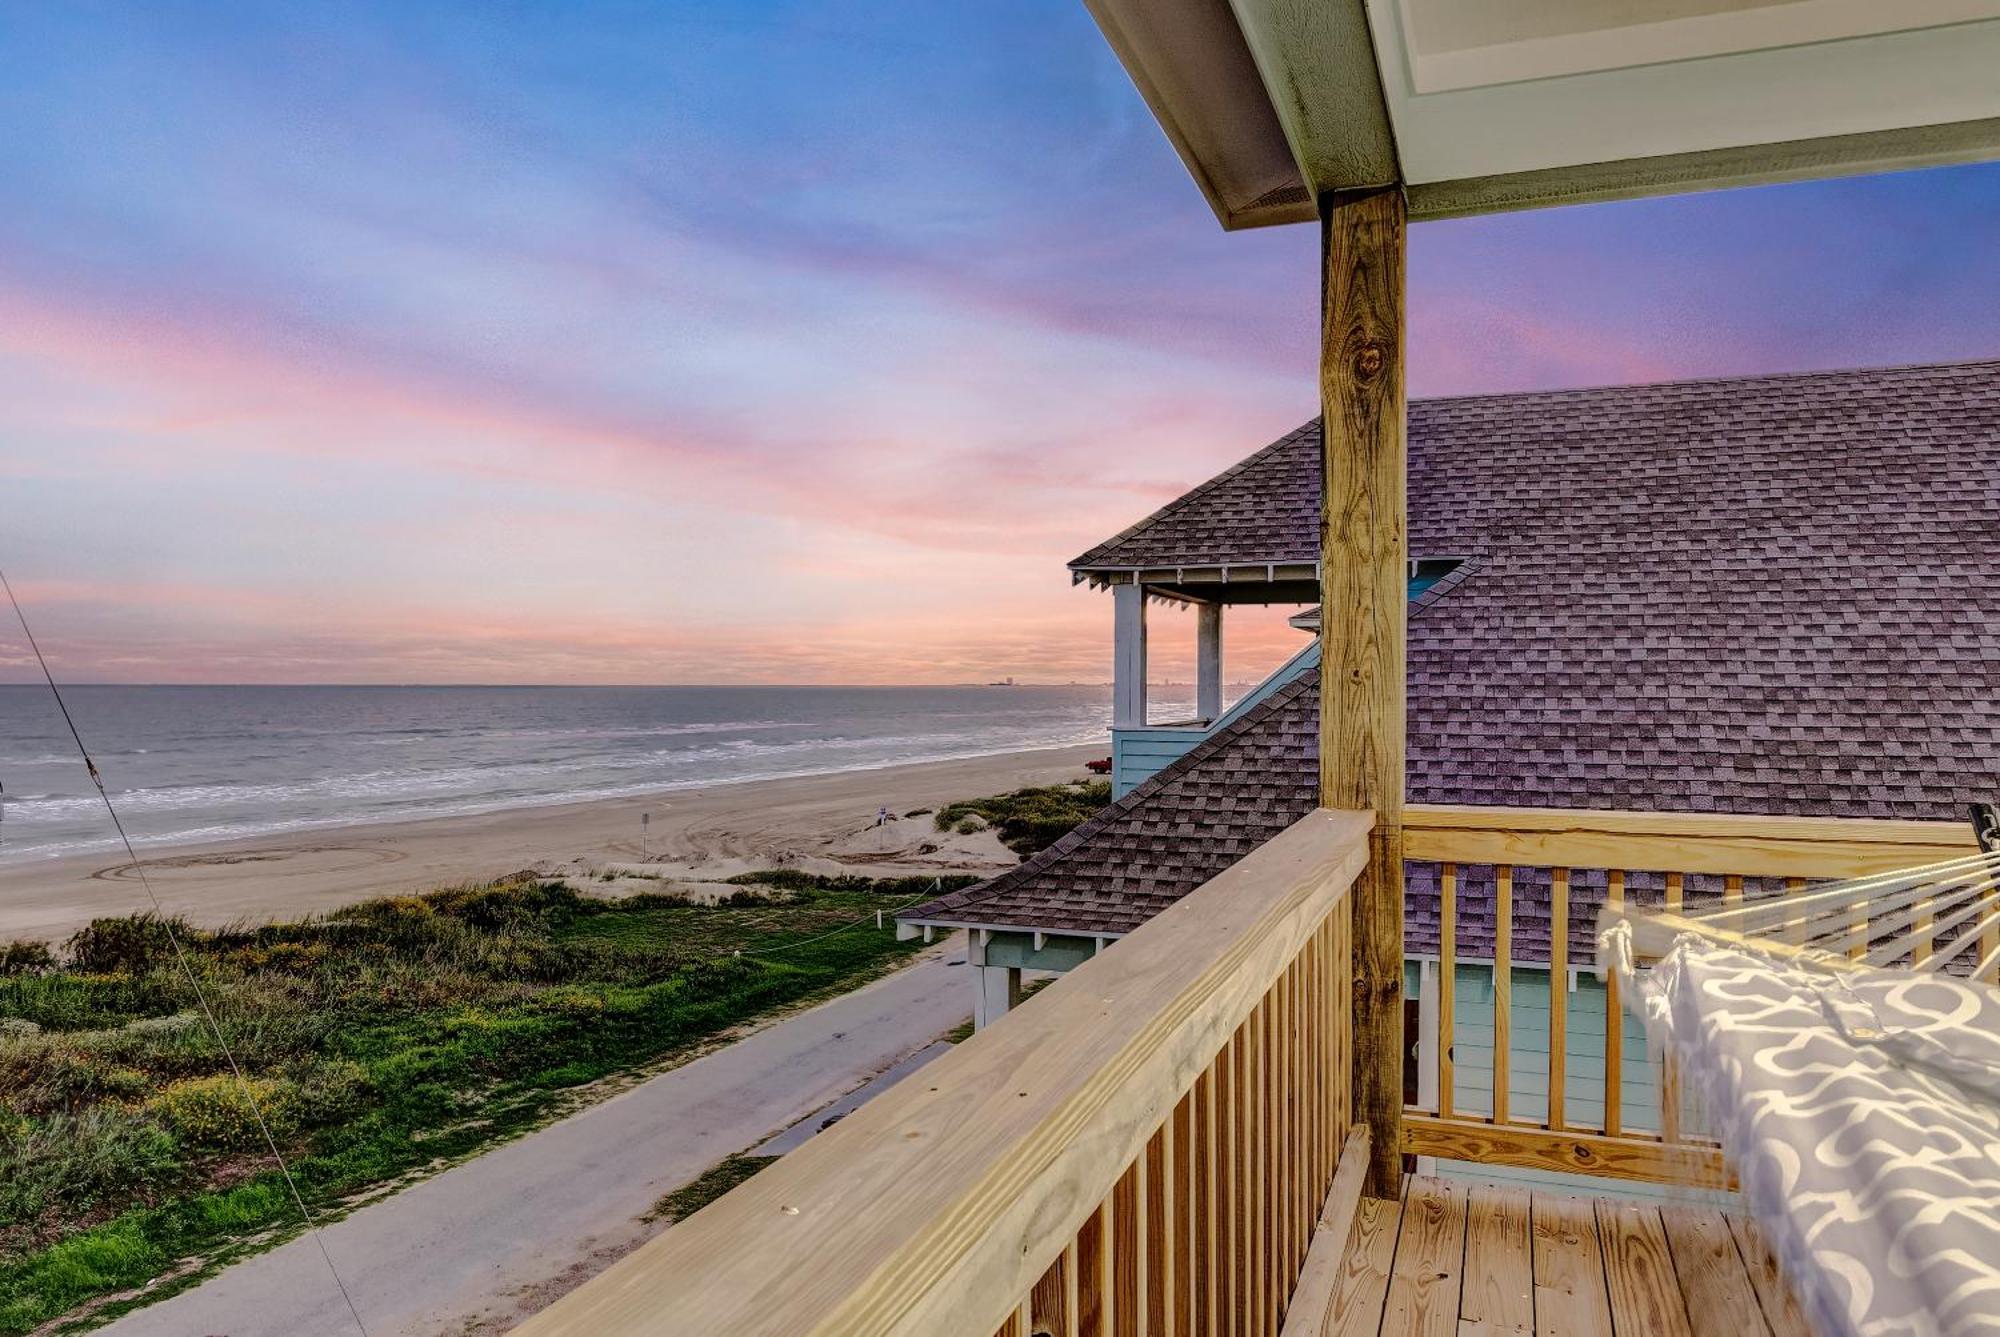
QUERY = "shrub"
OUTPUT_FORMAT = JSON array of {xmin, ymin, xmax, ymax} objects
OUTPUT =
[
  {"xmin": 0, "ymin": 942, "xmax": 54, "ymax": 977},
  {"xmin": 0, "ymin": 1040, "xmax": 155, "ymax": 1118},
  {"xmin": 64, "ymin": 915, "xmax": 199, "ymax": 976},
  {"xmin": 934, "ymin": 781, "xmax": 1110, "ymax": 854},
  {"xmin": 146, "ymin": 1075, "xmax": 299, "ymax": 1151},
  {"xmin": 0, "ymin": 1106, "xmax": 182, "ymax": 1229}
]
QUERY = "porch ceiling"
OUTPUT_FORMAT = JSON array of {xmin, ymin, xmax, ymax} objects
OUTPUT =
[{"xmin": 1083, "ymin": 0, "xmax": 2000, "ymax": 226}]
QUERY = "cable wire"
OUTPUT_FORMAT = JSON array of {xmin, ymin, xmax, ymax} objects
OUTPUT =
[{"xmin": 1, "ymin": 568, "xmax": 370, "ymax": 1337}]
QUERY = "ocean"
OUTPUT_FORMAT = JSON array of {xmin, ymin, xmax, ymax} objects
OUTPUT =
[{"xmin": 0, "ymin": 684, "xmax": 1172, "ymax": 864}]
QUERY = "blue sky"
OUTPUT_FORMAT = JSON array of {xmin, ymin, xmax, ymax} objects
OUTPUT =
[{"xmin": 2, "ymin": 2, "xmax": 1997, "ymax": 683}]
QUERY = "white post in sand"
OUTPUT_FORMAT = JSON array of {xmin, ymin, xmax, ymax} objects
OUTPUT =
[{"xmin": 1113, "ymin": 581, "xmax": 1148, "ymax": 730}]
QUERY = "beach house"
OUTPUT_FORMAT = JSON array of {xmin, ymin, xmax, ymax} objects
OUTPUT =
[{"xmin": 520, "ymin": 5, "xmax": 2000, "ymax": 1333}]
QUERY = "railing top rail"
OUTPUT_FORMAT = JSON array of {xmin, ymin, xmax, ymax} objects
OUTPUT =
[
  {"xmin": 514, "ymin": 808, "xmax": 1373, "ymax": 1337},
  {"xmin": 1405, "ymin": 802, "xmax": 1975, "ymax": 878}
]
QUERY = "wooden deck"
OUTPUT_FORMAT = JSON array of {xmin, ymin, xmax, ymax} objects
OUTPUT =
[{"xmin": 1320, "ymin": 1176, "xmax": 1816, "ymax": 1337}]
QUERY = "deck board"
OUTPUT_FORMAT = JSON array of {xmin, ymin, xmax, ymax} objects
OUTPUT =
[
  {"xmin": 1298, "ymin": 1177, "xmax": 1810, "ymax": 1337},
  {"xmin": 1662, "ymin": 1206, "xmax": 1773, "ymax": 1337},
  {"xmin": 1727, "ymin": 1215, "xmax": 1816, "ymax": 1337},
  {"xmin": 1595, "ymin": 1199, "xmax": 1693, "ymax": 1337},
  {"xmin": 1460, "ymin": 1186, "xmax": 1533, "ymax": 1336},
  {"xmin": 1529, "ymin": 1193, "xmax": 1612, "ymax": 1337},
  {"xmin": 1381, "ymin": 1177, "xmax": 1469, "ymax": 1337},
  {"xmin": 1324, "ymin": 1193, "xmax": 1406, "ymax": 1337}
]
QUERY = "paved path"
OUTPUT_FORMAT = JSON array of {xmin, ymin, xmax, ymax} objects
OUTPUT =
[{"xmin": 101, "ymin": 941, "xmax": 970, "ymax": 1337}]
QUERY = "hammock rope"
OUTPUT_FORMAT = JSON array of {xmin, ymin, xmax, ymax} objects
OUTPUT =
[{"xmin": 1599, "ymin": 814, "xmax": 2000, "ymax": 983}]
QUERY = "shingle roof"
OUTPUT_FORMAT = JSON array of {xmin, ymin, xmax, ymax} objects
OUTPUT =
[
  {"xmin": 915, "ymin": 358, "xmax": 2000, "ymax": 957},
  {"xmin": 1069, "ymin": 421, "xmax": 1323, "ymax": 571}
]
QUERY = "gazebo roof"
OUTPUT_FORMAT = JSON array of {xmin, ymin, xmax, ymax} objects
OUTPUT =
[
  {"xmin": 910, "ymin": 357, "xmax": 2000, "ymax": 940},
  {"xmin": 1084, "ymin": 0, "xmax": 2000, "ymax": 228}
]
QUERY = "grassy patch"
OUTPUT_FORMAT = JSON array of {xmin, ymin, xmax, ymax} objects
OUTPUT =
[
  {"xmin": 933, "ymin": 780, "xmax": 1110, "ymax": 855},
  {"xmin": 0, "ymin": 877, "xmax": 926, "ymax": 1333},
  {"xmin": 647, "ymin": 1153, "xmax": 778, "ymax": 1226}
]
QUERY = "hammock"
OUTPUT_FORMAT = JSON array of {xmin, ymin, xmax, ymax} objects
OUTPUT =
[{"xmin": 1597, "ymin": 806, "xmax": 2000, "ymax": 1337}]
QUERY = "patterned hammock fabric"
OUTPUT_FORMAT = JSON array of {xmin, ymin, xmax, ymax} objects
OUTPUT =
[{"xmin": 1610, "ymin": 928, "xmax": 2000, "ymax": 1337}]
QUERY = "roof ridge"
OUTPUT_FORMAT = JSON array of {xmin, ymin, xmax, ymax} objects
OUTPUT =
[
  {"xmin": 1068, "ymin": 419, "xmax": 1319, "ymax": 571},
  {"xmin": 1411, "ymin": 353, "xmax": 2000, "ymax": 409}
]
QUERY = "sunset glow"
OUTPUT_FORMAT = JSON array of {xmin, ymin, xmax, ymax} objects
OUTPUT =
[{"xmin": 4, "ymin": 3, "xmax": 1999, "ymax": 685}]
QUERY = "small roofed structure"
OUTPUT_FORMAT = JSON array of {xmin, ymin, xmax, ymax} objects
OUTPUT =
[{"xmin": 903, "ymin": 357, "xmax": 2000, "ymax": 1021}]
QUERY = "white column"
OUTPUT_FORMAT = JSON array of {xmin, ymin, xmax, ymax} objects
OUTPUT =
[
  {"xmin": 971, "ymin": 965, "xmax": 1017, "ymax": 1031},
  {"xmin": 1196, "ymin": 602, "xmax": 1223, "ymax": 722},
  {"xmin": 1112, "ymin": 582, "xmax": 1149, "ymax": 729}
]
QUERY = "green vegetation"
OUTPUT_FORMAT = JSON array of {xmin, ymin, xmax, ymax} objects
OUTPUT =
[
  {"xmin": 648, "ymin": 1153, "xmax": 777, "ymax": 1225},
  {"xmin": 0, "ymin": 877, "xmax": 928, "ymax": 1333},
  {"xmin": 934, "ymin": 780, "xmax": 1110, "ymax": 855}
]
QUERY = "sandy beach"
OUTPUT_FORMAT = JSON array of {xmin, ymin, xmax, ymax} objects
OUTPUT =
[{"xmin": 0, "ymin": 744, "xmax": 1104, "ymax": 942}]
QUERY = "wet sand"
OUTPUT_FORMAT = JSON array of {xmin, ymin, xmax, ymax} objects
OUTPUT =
[{"xmin": 0, "ymin": 743, "xmax": 1104, "ymax": 942}]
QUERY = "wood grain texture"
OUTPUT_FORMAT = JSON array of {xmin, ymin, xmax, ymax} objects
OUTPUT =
[
  {"xmin": 1547, "ymin": 869, "xmax": 1568, "ymax": 1132},
  {"xmin": 1661, "ymin": 1207, "xmax": 1772, "ymax": 1337},
  {"xmin": 1596, "ymin": 1200, "xmax": 1693, "ymax": 1337},
  {"xmin": 1459, "ymin": 1186, "xmax": 1533, "ymax": 1335},
  {"xmin": 1603, "ymin": 871, "xmax": 1624, "ymax": 1137},
  {"xmin": 1438, "ymin": 863, "xmax": 1456, "ymax": 1119},
  {"xmin": 1529, "ymin": 1194, "xmax": 1611, "ymax": 1337},
  {"xmin": 1324, "ymin": 1192, "xmax": 1404, "ymax": 1337},
  {"xmin": 1493, "ymin": 866, "xmax": 1512, "ymax": 1125},
  {"xmin": 1115, "ymin": 1160, "xmax": 1142, "ymax": 1337},
  {"xmin": 1404, "ymin": 804, "xmax": 1975, "ymax": 877},
  {"xmin": 1279, "ymin": 1130, "xmax": 1372, "ymax": 1337},
  {"xmin": 514, "ymin": 810, "xmax": 1371, "ymax": 1337},
  {"xmin": 1319, "ymin": 184, "xmax": 1407, "ymax": 1198},
  {"xmin": 1380, "ymin": 1176, "xmax": 1467, "ymax": 1337},
  {"xmin": 1726, "ymin": 1215, "xmax": 1815, "ymax": 1337},
  {"xmin": 1032, "ymin": 1244, "xmax": 1076, "ymax": 1337},
  {"xmin": 1401, "ymin": 1116, "xmax": 1729, "ymax": 1187}
]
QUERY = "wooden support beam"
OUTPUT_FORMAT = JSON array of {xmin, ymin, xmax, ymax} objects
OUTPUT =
[
  {"xmin": 1113, "ymin": 581, "xmax": 1149, "ymax": 730},
  {"xmin": 1318, "ymin": 183, "xmax": 1407, "ymax": 1197}
]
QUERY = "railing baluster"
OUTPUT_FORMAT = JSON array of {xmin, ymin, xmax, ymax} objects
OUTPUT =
[
  {"xmin": 1604, "ymin": 870, "xmax": 1624, "ymax": 1138},
  {"xmin": 1984, "ymin": 882, "xmax": 2000, "ymax": 985},
  {"xmin": 1785, "ymin": 876, "xmax": 1806, "ymax": 944},
  {"xmin": 1439, "ymin": 862, "xmax": 1456, "ymax": 1120},
  {"xmin": 1548, "ymin": 867, "xmax": 1568, "ymax": 1132},
  {"xmin": 1117, "ymin": 1156, "xmax": 1142, "ymax": 1337},
  {"xmin": 1504, "ymin": 860, "xmax": 1512, "ymax": 1120},
  {"xmin": 1195, "ymin": 1069, "xmax": 1215, "ymax": 1335},
  {"xmin": 1173, "ymin": 1093, "xmax": 1193, "ymax": 1335},
  {"xmin": 1658, "ymin": 873, "xmax": 1683, "ymax": 1143},
  {"xmin": 1147, "ymin": 1115, "xmax": 1170, "ymax": 1335}
]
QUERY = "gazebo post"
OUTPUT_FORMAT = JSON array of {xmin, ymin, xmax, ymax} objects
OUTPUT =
[{"xmin": 1318, "ymin": 184, "xmax": 1408, "ymax": 1197}]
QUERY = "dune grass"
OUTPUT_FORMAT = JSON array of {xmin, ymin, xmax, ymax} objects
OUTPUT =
[
  {"xmin": 0, "ymin": 876, "xmax": 935, "ymax": 1333},
  {"xmin": 933, "ymin": 779, "xmax": 1110, "ymax": 854}
]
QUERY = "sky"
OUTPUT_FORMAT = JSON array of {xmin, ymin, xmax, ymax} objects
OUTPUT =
[{"xmin": 2, "ymin": 2, "xmax": 1998, "ymax": 687}]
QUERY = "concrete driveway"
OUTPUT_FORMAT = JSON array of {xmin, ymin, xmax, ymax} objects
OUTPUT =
[{"xmin": 99, "ymin": 939, "xmax": 969, "ymax": 1337}]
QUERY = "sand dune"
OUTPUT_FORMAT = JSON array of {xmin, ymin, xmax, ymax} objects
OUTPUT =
[{"xmin": 0, "ymin": 744, "xmax": 1105, "ymax": 942}]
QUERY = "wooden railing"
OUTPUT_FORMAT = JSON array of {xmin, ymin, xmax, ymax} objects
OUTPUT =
[
  {"xmin": 1399, "ymin": 804, "xmax": 1978, "ymax": 1185},
  {"xmin": 514, "ymin": 810, "xmax": 1372, "ymax": 1337}
]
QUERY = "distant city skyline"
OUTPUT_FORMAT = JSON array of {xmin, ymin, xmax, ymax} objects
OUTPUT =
[{"xmin": 4, "ymin": 2, "xmax": 1999, "ymax": 686}]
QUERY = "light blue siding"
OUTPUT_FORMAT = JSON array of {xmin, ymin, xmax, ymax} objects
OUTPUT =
[
  {"xmin": 1409, "ymin": 959, "xmax": 1714, "ymax": 1198},
  {"xmin": 1111, "ymin": 640, "xmax": 1320, "ymax": 797}
]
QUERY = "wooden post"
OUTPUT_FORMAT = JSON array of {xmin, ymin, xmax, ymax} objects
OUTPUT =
[
  {"xmin": 1318, "ymin": 185, "xmax": 1407, "ymax": 1197},
  {"xmin": 1114, "ymin": 581, "xmax": 1150, "ymax": 730},
  {"xmin": 1196, "ymin": 603, "xmax": 1224, "ymax": 722}
]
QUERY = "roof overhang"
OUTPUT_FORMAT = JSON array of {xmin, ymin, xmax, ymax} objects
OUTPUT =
[
  {"xmin": 1083, "ymin": 0, "xmax": 2000, "ymax": 227},
  {"xmin": 1070, "ymin": 561, "xmax": 1321, "ymax": 605}
]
